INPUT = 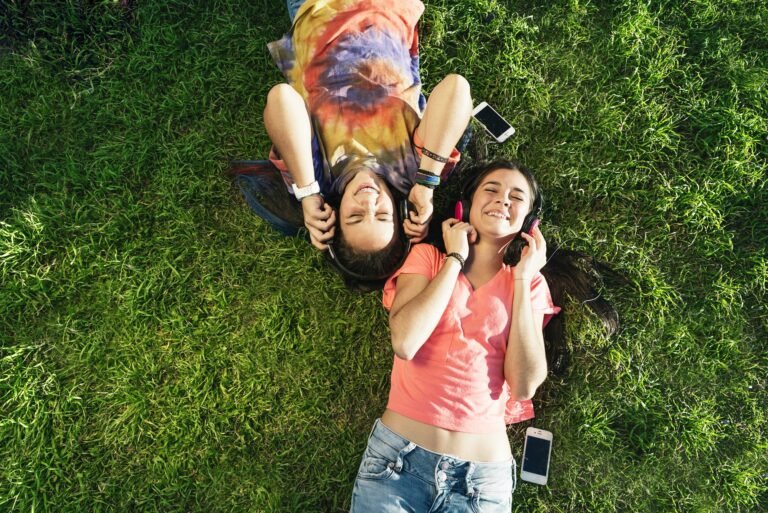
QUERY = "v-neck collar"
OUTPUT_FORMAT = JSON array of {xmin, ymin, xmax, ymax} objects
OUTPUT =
[{"xmin": 458, "ymin": 265, "xmax": 508, "ymax": 294}]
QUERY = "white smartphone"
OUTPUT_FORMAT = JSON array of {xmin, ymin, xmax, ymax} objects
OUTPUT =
[
  {"xmin": 520, "ymin": 427, "xmax": 553, "ymax": 485},
  {"xmin": 471, "ymin": 102, "xmax": 515, "ymax": 142}
]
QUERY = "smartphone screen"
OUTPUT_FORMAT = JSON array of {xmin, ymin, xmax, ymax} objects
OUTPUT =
[
  {"xmin": 522, "ymin": 436, "xmax": 551, "ymax": 476},
  {"xmin": 473, "ymin": 105, "xmax": 513, "ymax": 139}
]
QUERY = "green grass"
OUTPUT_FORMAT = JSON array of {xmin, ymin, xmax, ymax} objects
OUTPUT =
[{"xmin": 1, "ymin": 0, "xmax": 766, "ymax": 511}]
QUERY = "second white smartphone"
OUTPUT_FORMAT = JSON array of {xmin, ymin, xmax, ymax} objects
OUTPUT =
[
  {"xmin": 471, "ymin": 102, "xmax": 516, "ymax": 142},
  {"xmin": 520, "ymin": 427, "xmax": 553, "ymax": 485}
]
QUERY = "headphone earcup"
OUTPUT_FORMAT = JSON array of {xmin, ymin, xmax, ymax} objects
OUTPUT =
[
  {"xmin": 459, "ymin": 200, "xmax": 470, "ymax": 222},
  {"xmin": 520, "ymin": 213, "xmax": 539, "ymax": 235},
  {"xmin": 453, "ymin": 201, "xmax": 462, "ymax": 221}
]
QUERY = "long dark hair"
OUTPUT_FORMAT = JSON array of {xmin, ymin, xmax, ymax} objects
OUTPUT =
[
  {"xmin": 227, "ymin": 160, "xmax": 409, "ymax": 292},
  {"xmin": 431, "ymin": 159, "xmax": 619, "ymax": 375}
]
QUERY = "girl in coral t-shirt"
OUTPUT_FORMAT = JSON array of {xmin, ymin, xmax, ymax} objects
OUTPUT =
[{"xmin": 349, "ymin": 160, "xmax": 561, "ymax": 513}]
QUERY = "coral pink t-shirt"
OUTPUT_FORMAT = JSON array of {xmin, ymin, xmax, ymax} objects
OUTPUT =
[{"xmin": 382, "ymin": 244, "xmax": 561, "ymax": 433}]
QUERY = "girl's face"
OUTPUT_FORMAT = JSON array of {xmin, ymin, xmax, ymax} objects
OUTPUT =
[
  {"xmin": 338, "ymin": 168, "xmax": 396, "ymax": 252},
  {"xmin": 469, "ymin": 168, "xmax": 532, "ymax": 240}
]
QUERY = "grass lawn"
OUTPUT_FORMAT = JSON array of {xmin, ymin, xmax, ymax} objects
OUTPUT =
[{"xmin": 1, "ymin": 0, "xmax": 766, "ymax": 511}]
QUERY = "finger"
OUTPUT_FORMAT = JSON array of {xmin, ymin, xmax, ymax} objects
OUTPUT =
[
  {"xmin": 409, "ymin": 210, "xmax": 426, "ymax": 225},
  {"xmin": 320, "ymin": 227, "xmax": 335, "ymax": 242},
  {"xmin": 467, "ymin": 226, "xmax": 478, "ymax": 244},
  {"xmin": 317, "ymin": 216, "xmax": 336, "ymax": 231},
  {"xmin": 407, "ymin": 219, "xmax": 429, "ymax": 237},
  {"xmin": 443, "ymin": 218, "xmax": 460, "ymax": 230},
  {"xmin": 403, "ymin": 220, "xmax": 421, "ymax": 238},
  {"xmin": 519, "ymin": 231, "xmax": 537, "ymax": 251},
  {"xmin": 405, "ymin": 228, "xmax": 427, "ymax": 242},
  {"xmin": 453, "ymin": 222, "xmax": 473, "ymax": 233},
  {"xmin": 313, "ymin": 207, "xmax": 331, "ymax": 221},
  {"xmin": 309, "ymin": 234, "xmax": 329, "ymax": 251},
  {"xmin": 305, "ymin": 217, "xmax": 332, "ymax": 231},
  {"xmin": 308, "ymin": 225, "xmax": 334, "ymax": 243}
]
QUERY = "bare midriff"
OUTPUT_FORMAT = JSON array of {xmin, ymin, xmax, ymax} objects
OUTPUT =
[{"xmin": 381, "ymin": 409, "xmax": 512, "ymax": 462}]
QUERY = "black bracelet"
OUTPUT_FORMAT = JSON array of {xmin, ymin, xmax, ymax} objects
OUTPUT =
[
  {"xmin": 416, "ymin": 145, "xmax": 450, "ymax": 164},
  {"xmin": 445, "ymin": 252, "xmax": 465, "ymax": 269}
]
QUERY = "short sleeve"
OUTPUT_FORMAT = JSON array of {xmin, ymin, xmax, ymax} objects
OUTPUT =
[
  {"xmin": 382, "ymin": 244, "xmax": 442, "ymax": 310},
  {"xmin": 505, "ymin": 398, "xmax": 535, "ymax": 425},
  {"xmin": 530, "ymin": 273, "xmax": 562, "ymax": 327}
]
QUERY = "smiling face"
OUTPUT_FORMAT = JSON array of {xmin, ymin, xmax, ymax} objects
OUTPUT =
[
  {"xmin": 468, "ymin": 168, "xmax": 532, "ymax": 240},
  {"xmin": 338, "ymin": 168, "xmax": 396, "ymax": 252}
]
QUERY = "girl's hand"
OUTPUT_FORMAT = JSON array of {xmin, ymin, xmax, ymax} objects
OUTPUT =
[
  {"xmin": 301, "ymin": 195, "xmax": 336, "ymax": 250},
  {"xmin": 442, "ymin": 218, "xmax": 477, "ymax": 260},
  {"xmin": 407, "ymin": 184, "xmax": 434, "ymax": 229},
  {"xmin": 516, "ymin": 226, "xmax": 547, "ymax": 279},
  {"xmin": 404, "ymin": 211, "xmax": 429, "ymax": 243}
]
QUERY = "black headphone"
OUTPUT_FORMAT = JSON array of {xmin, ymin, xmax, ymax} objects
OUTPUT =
[{"xmin": 325, "ymin": 199, "xmax": 412, "ymax": 282}]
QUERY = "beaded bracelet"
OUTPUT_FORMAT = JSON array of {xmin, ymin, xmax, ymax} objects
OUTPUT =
[
  {"xmin": 445, "ymin": 252, "xmax": 466, "ymax": 269},
  {"xmin": 415, "ymin": 169, "xmax": 441, "ymax": 189}
]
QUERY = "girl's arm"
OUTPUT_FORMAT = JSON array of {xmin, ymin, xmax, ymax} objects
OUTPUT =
[
  {"xmin": 264, "ymin": 84, "xmax": 335, "ymax": 249},
  {"xmin": 389, "ymin": 220, "xmax": 476, "ymax": 360},
  {"xmin": 405, "ymin": 74, "xmax": 473, "ymax": 242},
  {"xmin": 505, "ymin": 227, "xmax": 549, "ymax": 400}
]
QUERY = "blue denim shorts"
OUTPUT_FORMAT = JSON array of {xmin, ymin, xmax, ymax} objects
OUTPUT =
[{"xmin": 350, "ymin": 419, "xmax": 516, "ymax": 513}]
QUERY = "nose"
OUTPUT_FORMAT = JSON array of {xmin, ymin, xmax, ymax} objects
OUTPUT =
[
  {"xmin": 359, "ymin": 193, "xmax": 377, "ymax": 211},
  {"xmin": 497, "ymin": 193, "xmax": 511, "ymax": 207}
]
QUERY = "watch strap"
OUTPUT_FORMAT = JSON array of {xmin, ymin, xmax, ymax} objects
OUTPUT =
[{"xmin": 291, "ymin": 180, "xmax": 321, "ymax": 200}]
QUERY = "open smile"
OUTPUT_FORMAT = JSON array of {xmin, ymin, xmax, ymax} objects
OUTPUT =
[
  {"xmin": 355, "ymin": 183, "xmax": 380, "ymax": 195},
  {"xmin": 484, "ymin": 210, "xmax": 510, "ymax": 220}
]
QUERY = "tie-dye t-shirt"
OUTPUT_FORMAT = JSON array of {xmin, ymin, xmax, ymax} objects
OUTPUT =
[{"xmin": 267, "ymin": 0, "xmax": 436, "ymax": 196}]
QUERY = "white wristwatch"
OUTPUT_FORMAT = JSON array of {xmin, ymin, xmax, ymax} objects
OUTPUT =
[{"xmin": 291, "ymin": 180, "xmax": 321, "ymax": 200}]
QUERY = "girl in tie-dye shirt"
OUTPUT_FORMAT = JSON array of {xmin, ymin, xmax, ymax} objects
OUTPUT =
[{"xmin": 234, "ymin": 0, "xmax": 473, "ymax": 290}]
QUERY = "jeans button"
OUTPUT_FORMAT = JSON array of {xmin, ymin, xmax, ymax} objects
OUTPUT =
[
  {"xmin": 437, "ymin": 470, "xmax": 447, "ymax": 482},
  {"xmin": 441, "ymin": 461, "xmax": 450, "ymax": 470}
]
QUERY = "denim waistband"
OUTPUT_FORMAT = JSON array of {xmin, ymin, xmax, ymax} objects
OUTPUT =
[{"xmin": 368, "ymin": 419, "xmax": 515, "ymax": 495}]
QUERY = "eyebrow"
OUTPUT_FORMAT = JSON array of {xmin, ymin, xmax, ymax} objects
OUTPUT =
[{"xmin": 482, "ymin": 181, "xmax": 528, "ymax": 195}]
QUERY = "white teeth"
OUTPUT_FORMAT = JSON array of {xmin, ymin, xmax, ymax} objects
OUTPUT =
[{"xmin": 485, "ymin": 211, "xmax": 508, "ymax": 219}]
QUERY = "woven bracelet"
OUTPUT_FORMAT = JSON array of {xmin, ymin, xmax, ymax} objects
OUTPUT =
[
  {"xmin": 445, "ymin": 252, "xmax": 465, "ymax": 269},
  {"xmin": 415, "ymin": 170, "xmax": 441, "ymax": 188},
  {"xmin": 418, "ymin": 146, "xmax": 450, "ymax": 163}
]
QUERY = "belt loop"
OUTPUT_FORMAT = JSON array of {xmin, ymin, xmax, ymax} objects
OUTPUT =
[
  {"xmin": 367, "ymin": 419, "xmax": 381, "ymax": 442},
  {"xmin": 395, "ymin": 442, "xmax": 416, "ymax": 472},
  {"xmin": 465, "ymin": 462, "xmax": 477, "ymax": 496}
]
